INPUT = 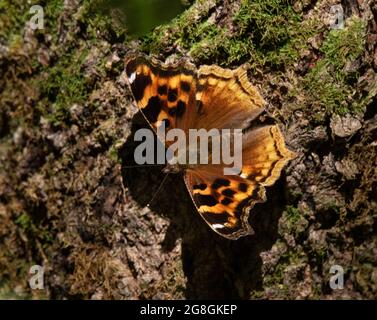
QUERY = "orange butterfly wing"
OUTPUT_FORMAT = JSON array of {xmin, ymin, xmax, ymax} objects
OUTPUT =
[{"xmin": 125, "ymin": 53, "xmax": 295, "ymax": 240}]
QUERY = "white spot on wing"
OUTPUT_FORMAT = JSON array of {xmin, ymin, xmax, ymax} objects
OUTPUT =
[
  {"xmin": 128, "ymin": 72, "xmax": 136, "ymax": 84},
  {"xmin": 212, "ymin": 223, "xmax": 225, "ymax": 229}
]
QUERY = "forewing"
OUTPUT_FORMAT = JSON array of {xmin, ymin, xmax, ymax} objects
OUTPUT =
[
  {"xmin": 188, "ymin": 64, "xmax": 265, "ymax": 131},
  {"xmin": 125, "ymin": 53, "xmax": 197, "ymax": 143}
]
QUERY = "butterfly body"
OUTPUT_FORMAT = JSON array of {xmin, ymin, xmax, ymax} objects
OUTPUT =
[
  {"xmin": 125, "ymin": 52, "xmax": 295, "ymax": 240},
  {"xmin": 162, "ymin": 163, "xmax": 182, "ymax": 174}
]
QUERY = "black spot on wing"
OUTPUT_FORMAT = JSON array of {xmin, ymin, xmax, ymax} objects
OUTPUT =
[
  {"xmin": 180, "ymin": 81, "xmax": 191, "ymax": 92},
  {"xmin": 158, "ymin": 85, "xmax": 168, "ymax": 96},
  {"xmin": 221, "ymin": 198, "xmax": 233, "ymax": 205},
  {"xmin": 193, "ymin": 183, "xmax": 207, "ymax": 190},
  {"xmin": 168, "ymin": 88, "xmax": 178, "ymax": 102},
  {"xmin": 194, "ymin": 194, "xmax": 218, "ymax": 207},
  {"xmin": 176, "ymin": 100, "xmax": 186, "ymax": 117},
  {"xmin": 238, "ymin": 182, "xmax": 248, "ymax": 192},
  {"xmin": 211, "ymin": 178, "xmax": 230, "ymax": 189},
  {"xmin": 143, "ymin": 96, "xmax": 161, "ymax": 123},
  {"xmin": 131, "ymin": 74, "xmax": 152, "ymax": 101},
  {"xmin": 169, "ymin": 101, "xmax": 186, "ymax": 117},
  {"xmin": 222, "ymin": 189, "xmax": 236, "ymax": 197}
]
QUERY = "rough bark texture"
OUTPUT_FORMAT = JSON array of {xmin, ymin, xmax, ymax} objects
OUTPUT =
[{"xmin": 0, "ymin": 0, "xmax": 376, "ymax": 299}]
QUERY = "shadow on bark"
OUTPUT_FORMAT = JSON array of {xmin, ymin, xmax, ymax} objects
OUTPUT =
[{"xmin": 120, "ymin": 114, "xmax": 286, "ymax": 299}]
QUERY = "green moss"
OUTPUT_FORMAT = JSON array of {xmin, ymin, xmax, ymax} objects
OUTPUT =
[
  {"xmin": 285, "ymin": 205, "xmax": 301, "ymax": 224},
  {"xmin": 15, "ymin": 213, "xmax": 34, "ymax": 231},
  {"xmin": 1, "ymin": 0, "xmax": 128, "ymax": 128},
  {"xmin": 35, "ymin": 48, "xmax": 89, "ymax": 125},
  {"xmin": 44, "ymin": 0, "xmax": 64, "ymax": 31},
  {"xmin": 0, "ymin": 281, "xmax": 30, "ymax": 299},
  {"xmin": 0, "ymin": 0, "xmax": 31, "ymax": 40},
  {"xmin": 249, "ymin": 290, "xmax": 265, "ymax": 299},
  {"xmin": 0, "ymin": 0, "xmax": 65, "ymax": 44},
  {"xmin": 15, "ymin": 212, "xmax": 53, "ymax": 248},
  {"xmin": 108, "ymin": 145, "xmax": 121, "ymax": 163},
  {"xmin": 279, "ymin": 205, "xmax": 309, "ymax": 240},
  {"xmin": 232, "ymin": 0, "xmax": 317, "ymax": 68},
  {"xmin": 142, "ymin": 0, "xmax": 318, "ymax": 68},
  {"xmin": 269, "ymin": 259, "xmax": 287, "ymax": 283},
  {"xmin": 78, "ymin": 0, "xmax": 127, "ymax": 42},
  {"xmin": 308, "ymin": 246, "xmax": 328, "ymax": 269},
  {"xmin": 7, "ymin": 33, "xmax": 23, "ymax": 54},
  {"xmin": 150, "ymin": 259, "xmax": 186, "ymax": 299},
  {"xmin": 303, "ymin": 16, "xmax": 367, "ymax": 116},
  {"xmin": 141, "ymin": 0, "xmax": 222, "ymax": 58},
  {"xmin": 262, "ymin": 248, "xmax": 308, "ymax": 296}
]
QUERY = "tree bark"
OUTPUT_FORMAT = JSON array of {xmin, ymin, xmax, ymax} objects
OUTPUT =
[{"xmin": 0, "ymin": 0, "xmax": 376, "ymax": 299}]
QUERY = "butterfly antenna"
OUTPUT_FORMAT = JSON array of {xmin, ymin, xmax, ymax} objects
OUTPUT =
[{"xmin": 146, "ymin": 173, "xmax": 170, "ymax": 208}]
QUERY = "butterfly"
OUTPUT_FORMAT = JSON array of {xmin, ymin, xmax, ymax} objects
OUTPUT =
[{"xmin": 124, "ymin": 52, "xmax": 295, "ymax": 240}]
